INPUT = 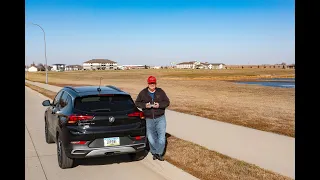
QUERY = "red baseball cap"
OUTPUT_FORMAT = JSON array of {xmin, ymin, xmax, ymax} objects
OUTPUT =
[{"xmin": 147, "ymin": 76, "xmax": 157, "ymax": 84}]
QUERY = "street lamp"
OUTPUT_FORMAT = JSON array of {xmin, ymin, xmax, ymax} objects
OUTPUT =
[{"xmin": 31, "ymin": 23, "xmax": 48, "ymax": 84}]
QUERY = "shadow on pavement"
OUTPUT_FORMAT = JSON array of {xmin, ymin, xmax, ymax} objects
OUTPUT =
[
  {"xmin": 73, "ymin": 132, "xmax": 172, "ymax": 167},
  {"xmin": 163, "ymin": 133, "xmax": 171, "ymax": 156},
  {"xmin": 74, "ymin": 153, "xmax": 142, "ymax": 167}
]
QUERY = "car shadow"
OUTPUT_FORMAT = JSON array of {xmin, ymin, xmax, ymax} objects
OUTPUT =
[{"xmin": 74, "ymin": 153, "xmax": 140, "ymax": 167}]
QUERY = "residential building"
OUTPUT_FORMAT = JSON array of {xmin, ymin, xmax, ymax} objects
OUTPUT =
[
  {"xmin": 207, "ymin": 63, "xmax": 225, "ymax": 69},
  {"xmin": 121, "ymin": 65, "xmax": 147, "ymax": 70},
  {"xmin": 83, "ymin": 59, "xmax": 117, "ymax": 70},
  {"xmin": 66, "ymin": 65, "xmax": 83, "ymax": 71},
  {"xmin": 176, "ymin": 61, "xmax": 200, "ymax": 69},
  {"xmin": 28, "ymin": 65, "xmax": 38, "ymax": 72},
  {"xmin": 151, "ymin": 66, "xmax": 161, "ymax": 69},
  {"xmin": 52, "ymin": 64, "xmax": 66, "ymax": 71},
  {"xmin": 176, "ymin": 61, "xmax": 225, "ymax": 69}
]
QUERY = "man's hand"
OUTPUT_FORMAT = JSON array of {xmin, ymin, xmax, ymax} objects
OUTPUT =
[
  {"xmin": 146, "ymin": 102, "xmax": 152, "ymax": 108},
  {"xmin": 153, "ymin": 102, "xmax": 159, "ymax": 108}
]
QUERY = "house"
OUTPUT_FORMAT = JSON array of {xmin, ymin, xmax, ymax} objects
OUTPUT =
[
  {"xmin": 83, "ymin": 59, "xmax": 117, "ymax": 70},
  {"xmin": 287, "ymin": 64, "xmax": 295, "ymax": 69},
  {"xmin": 195, "ymin": 62, "xmax": 211, "ymax": 69},
  {"xmin": 151, "ymin": 66, "xmax": 161, "ymax": 69},
  {"xmin": 66, "ymin": 65, "xmax": 83, "ymax": 71},
  {"xmin": 28, "ymin": 65, "xmax": 38, "ymax": 72},
  {"xmin": 176, "ymin": 61, "xmax": 200, "ymax": 69},
  {"xmin": 207, "ymin": 63, "xmax": 225, "ymax": 69},
  {"xmin": 52, "ymin": 64, "xmax": 66, "ymax": 71},
  {"xmin": 121, "ymin": 65, "xmax": 146, "ymax": 70},
  {"xmin": 176, "ymin": 61, "xmax": 225, "ymax": 69},
  {"xmin": 116, "ymin": 65, "xmax": 125, "ymax": 70}
]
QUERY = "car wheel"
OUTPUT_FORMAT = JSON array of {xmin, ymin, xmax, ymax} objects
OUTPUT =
[
  {"xmin": 57, "ymin": 135, "xmax": 74, "ymax": 169},
  {"xmin": 129, "ymin": 150, "xmax": 148, "ymax": 161},
  {"xmin": 45, "ymin": 119, "xmax": 54, "ymax": 143}
]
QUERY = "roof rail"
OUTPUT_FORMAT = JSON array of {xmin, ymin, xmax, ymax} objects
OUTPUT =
[
  {"xmin": 105, "ymin": 85, "xmax": 122, "ymax": 92},
  {"xmin": 64, "ymin": 86, "xmax": 78, "ymax": 92}
]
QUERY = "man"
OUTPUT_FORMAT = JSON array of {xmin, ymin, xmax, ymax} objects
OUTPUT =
[{"xmin": 135, "ymin": 76, "xmax": 170, "ymax": 161}]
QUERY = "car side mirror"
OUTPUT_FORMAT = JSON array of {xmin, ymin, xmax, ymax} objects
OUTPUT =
[{"xmin": 42, "ymin": 100, "xmax": 51, "ymax": 106}]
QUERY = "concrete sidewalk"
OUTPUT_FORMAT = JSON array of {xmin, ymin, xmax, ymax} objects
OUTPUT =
[{"xmin": 25, "ymin": 80, "xmax": 295, "ymax": 179}]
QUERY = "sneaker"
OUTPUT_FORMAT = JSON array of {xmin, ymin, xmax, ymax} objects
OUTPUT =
[
  {"xmin": 156, "ymin": 154, "xmax": 164, "ymax": 161},
  {"xmin": 152, "ymin": 154, "xmax": 157, "ymax": 160}
]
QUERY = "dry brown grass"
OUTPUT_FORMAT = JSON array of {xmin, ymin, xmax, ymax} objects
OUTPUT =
[
  {"xmin": 25, "ymin": 68, "xmax": 295, "ymax": 137},
  {"xmin": 26, "ymin": 83, "xmax": 57, "ymax": 99},
  {"xmin": 25, "ymin": 82, "xmax": 293, "ymax": 180},
  {"xmin": 165, "ymin": 135, "xmax": 292, "ymax": 180}
]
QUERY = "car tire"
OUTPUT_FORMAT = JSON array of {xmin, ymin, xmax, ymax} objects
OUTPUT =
[
  {"xmin": 45, "ymin": 119, "xmax": 55, "ymax": 144},
  {"xmin": 57, "ymin": 135, "xmax": 74, "ymax": 169},
  {"xmin": 129, "ymin": 150, "xmax": 148, "ymax": 161}
]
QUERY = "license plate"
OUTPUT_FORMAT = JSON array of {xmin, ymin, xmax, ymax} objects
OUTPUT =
[{"xmin": 104, "ymin": 137, "xmax": 120, "ymax": 146}]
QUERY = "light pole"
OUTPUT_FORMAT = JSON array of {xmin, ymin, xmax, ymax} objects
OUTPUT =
[{"xmin": 31, "ymin": 23, "xmax": 48, "ymax": 84}]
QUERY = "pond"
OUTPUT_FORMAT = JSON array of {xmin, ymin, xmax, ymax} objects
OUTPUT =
[{"xmin": 236, "ymin": 78, "xmax": 295, "ymax": 88}]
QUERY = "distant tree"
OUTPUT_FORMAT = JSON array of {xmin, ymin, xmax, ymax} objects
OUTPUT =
[
  {"xmin": 37, "ymin": 63, "xmax": 45, "ymax": 71},
  {"xmin": 144, "ymin": 65, "xmax": 148, "ymax": 69}
]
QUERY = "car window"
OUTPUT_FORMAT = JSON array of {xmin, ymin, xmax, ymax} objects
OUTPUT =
[
  {"xmin": 74, "ymin": 95, "xmax": 135, "ymax": 112},
  {"xmin": 59, "ymin": 92, "xmax": 72, "ymax": 110},
  {"xmin": 53, "ymin": 90, "xmax": 64, "ymax": 106}
]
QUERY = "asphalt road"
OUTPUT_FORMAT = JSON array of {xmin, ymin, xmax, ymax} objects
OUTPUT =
[{"xmin": 25, "ymin": 87, "xmax": 199, "ymax": 180}]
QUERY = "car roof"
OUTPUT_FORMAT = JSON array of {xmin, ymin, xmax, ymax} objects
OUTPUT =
[{"xmin": 63, "ymin": 86, "xmax": 129, "ymax": 97}]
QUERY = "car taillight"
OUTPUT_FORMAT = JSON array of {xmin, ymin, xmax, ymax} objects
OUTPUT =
[
  {"xmin": 68, "ymin": 114, "xmax": 94, "ymax": 124},
  {"xmin": 70, "ymin": 141, "xmax": 87, "ymax": 145},
  {"xmin": 128, "ymin": 112, "xmax": 145, "ymax": 119},
  {"xmin": 134, "ymin": 136, "xmax": 145, "ymax": 140}
]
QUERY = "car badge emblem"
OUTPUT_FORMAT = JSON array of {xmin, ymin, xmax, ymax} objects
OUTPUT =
[{"xmin": 109, "ymin": 116, "xmax": 115, "ymax": 123}]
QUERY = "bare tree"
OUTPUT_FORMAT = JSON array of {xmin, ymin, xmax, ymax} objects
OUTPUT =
[{"xmin": 37, "ymin": 63, "xmax": 46, "ymax": 71}]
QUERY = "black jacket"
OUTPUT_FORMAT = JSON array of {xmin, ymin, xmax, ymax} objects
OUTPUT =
[{"xmin": 135, "ymin": 87, "xmax": 170, "ymax": 119}]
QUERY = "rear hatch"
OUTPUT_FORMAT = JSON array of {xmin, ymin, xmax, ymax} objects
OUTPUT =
[
  {"xmin": 71, "ymin": 94, "xmax": 146, "ymax": 147},
  {"xmin": 69, "ymin": 94, "xmax": 146, "ymax": 147},
  {"xmin": 73, "ymin": 94, "xmax": 145, "ymax": 132}
]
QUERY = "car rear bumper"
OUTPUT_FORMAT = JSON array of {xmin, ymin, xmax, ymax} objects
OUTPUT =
[{"xmin": 66, "ymin": 143, "xmax": 146, "ymax": 158}]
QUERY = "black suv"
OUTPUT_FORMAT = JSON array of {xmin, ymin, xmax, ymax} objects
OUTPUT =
[{"xmin": 42, "ymin": 85, "xmax": 147, "ymax": 169}]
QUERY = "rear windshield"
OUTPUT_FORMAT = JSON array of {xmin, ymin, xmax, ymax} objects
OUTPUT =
[{"xmin": 74, "ymin": 95, "xmax": 135, "ymax": 112}]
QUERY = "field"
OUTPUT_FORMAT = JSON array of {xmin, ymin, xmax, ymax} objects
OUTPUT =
[{"xmin": 26, "ymin": 68, "xmax": 295, "ymax": 137}]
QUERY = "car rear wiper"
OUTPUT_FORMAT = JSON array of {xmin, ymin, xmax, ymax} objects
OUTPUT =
[{"xmin": 90, "ymin": 108, "xmax": 111, "ymax": 112}]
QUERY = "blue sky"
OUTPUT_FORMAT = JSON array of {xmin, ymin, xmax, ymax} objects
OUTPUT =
[{"xmin": 25, "ymin": 0, "xmax": 295, "ymax": 66}]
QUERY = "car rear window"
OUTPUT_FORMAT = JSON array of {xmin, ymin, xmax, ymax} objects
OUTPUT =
[{"xmin": 74, "ymin": 95, "xmax": 135, "ymax": 112}]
